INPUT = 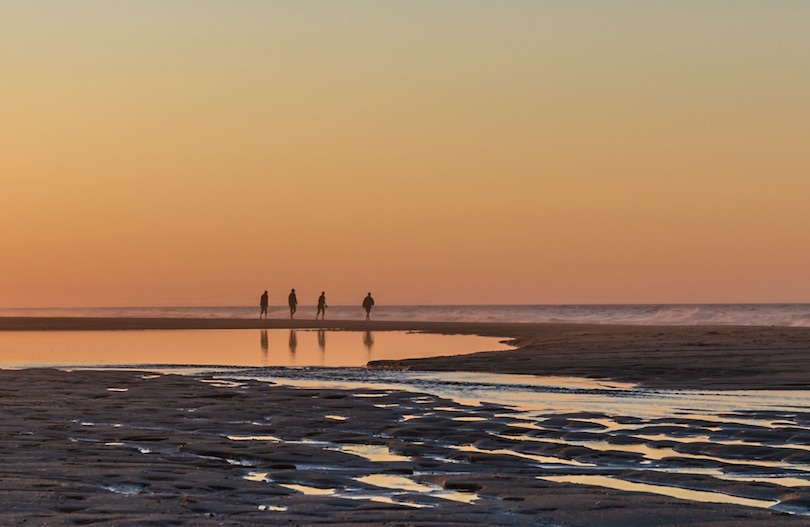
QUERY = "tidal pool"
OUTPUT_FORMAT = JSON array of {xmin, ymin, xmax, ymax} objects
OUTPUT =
[{"xmin": 0, "ymin": 329, "xmax": 512, "ymax": 368}]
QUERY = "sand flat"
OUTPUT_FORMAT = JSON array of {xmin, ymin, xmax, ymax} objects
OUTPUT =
[
  {"xmin": 3, "ymin": 318, "xmax": 810, "ymax": 524},
  {"xmin": 3, "ymin": 317, "xmax": 810, "ymax": 389},
  {"xmin": 1, "ymin": 368, "xmax": 809, "ymax": 526}
]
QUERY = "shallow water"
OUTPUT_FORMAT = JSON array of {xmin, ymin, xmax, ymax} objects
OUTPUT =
[{"xmin": 0, "ymin": 329, "xmax": 511, "ymax": 369}]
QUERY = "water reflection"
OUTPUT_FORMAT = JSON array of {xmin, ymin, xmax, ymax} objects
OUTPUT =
[
  {"xmin": 260, "ymin": 330, "xmax": 268, "ymax": 364},
  {"xmin": 363, "ymin": 331, "xmax": 374, "ymax": 354},
  {"xmin": 288, "ymin": 330, "xmax": 297, "ymax": 357},
  {"xmin": 0, "ymin": 330, "xmax": 513, "ymax": 369}
]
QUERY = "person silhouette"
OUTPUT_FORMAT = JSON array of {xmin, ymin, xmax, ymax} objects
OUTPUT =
[
  {"xmin": 259, "ymin": 290, "xmax": 268, "ymax": 319},
  {"xmin": 288, "ymin": 288, "xmax": 298, "ymax": 319},
  {"xmin": 362, "ymin": 292, "xmax": 375, "ymax": 320},
  {"xmin": 317, "ymin": 291, "xmax": 327, "ymax": 320}
]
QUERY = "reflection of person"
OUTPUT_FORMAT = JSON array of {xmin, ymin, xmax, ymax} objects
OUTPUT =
[
  {"xmin": 363, "ymin": 330, "xmax": 374, "ymax": 353},
  {"xmin": 317, "ymin": 292, "xmax": 327, "ymax": 320},
  {"xmin": 362, "ymin": 292, "xmax": 375, "ymax": 320},
  {"xmin": 259, "ymin": 291, "xmax": 268, "ymax": 319},
  {"xmin": 288, "ymin": 329, "xmax": 297, "ymax": 355},
  {"xmin": 318, "ymin": 329, "xmax": 326, "ymax": 353},
  {"xmin": 288, "ymin": 289, "xmax": 298, "ymax": 319},
  {"xmin": 260, "ymin": 330, "xmax": 269, "ymax": 362}
]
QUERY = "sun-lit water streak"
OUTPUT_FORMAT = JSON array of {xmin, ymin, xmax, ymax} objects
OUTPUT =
[{"xmin": 540, "ymin": 475, "xmax": 778, "ymax": 509}]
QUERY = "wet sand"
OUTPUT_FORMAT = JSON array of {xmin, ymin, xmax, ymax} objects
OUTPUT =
[
  {"xmin": 4, "ymin": 317, "xmax": 810, "ymax": 389},
  {"xmin": 2, "ymin": 368, "xmax": 809, "ymax": 526},
  {"xmin": 3, "ymin": 318, "xmax": 810, "ymax": 525}
]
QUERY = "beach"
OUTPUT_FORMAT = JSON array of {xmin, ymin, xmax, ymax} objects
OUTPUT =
[
  {"xmin": 4, "ymin": 317, "xmax": 810, "ymax": 390},
  {"xmin": 2, "ymin": 318, "xmax": 810, "ymax": 525}
]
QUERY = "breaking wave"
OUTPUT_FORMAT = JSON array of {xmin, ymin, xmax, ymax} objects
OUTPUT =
[{"xmin": 3, "ymin": 304, "xmax": 810, "ymax": 327}]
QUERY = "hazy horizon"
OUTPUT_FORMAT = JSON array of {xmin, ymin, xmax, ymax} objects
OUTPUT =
[
  {"xmin": 3, "ymin": 2, "xmax": 809, "ymax": 308},
  {"xmin": 4, "ymin": 301, "xmax": 810, "ymax": 310}
]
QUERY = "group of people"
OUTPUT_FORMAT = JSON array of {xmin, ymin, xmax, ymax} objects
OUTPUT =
[{"xmin": 259, "ymin": 290, "xmax": 375, "ymax": 320}]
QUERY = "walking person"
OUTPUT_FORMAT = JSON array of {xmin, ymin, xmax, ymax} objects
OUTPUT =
[
  {"xmin": 362, "ymin": 292, "xmax": 375, "ymax": 321},
  {"xmin": 259, "ymin": 290, "xmax": 269, "ymax": 319},
  {"xmin": 288, "ymin": 289, "xmax": 298, "ymax": 319},
  {"xmin": 317, "ymin": 291, "xmax": 327, "ymax": 320}
]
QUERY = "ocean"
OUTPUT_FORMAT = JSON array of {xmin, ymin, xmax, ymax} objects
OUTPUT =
[{"xmin": 2, "ymin": 304, "xmax": 810, "ymax": 327}]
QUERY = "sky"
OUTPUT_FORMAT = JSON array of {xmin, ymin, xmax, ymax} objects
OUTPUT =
[{"xmin": 2, "ymin": 1, "xmax": 809, "ymax": 307}]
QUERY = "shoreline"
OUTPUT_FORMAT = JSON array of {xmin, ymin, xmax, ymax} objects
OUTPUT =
[{"xmin": 3, "ymin": 317, "xmax": 810, "ymax": 390}]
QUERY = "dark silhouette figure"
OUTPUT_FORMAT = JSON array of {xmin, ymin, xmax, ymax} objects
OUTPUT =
[
  {"xmin": 363, "ymin": 330, "xmax": 374, "ymax": 353},
  {"xmin": 362, "ymin": 292, "xmax": 375, "ymax": 320},
  {"xmin": 259, "ymin": 291, "xmax": 269, "ymax": 319},
  {"xmin": 288, "ymin": 289, "xmax": 298, "ymax": 319},
  {"xmin": 317, "ymin": 291, "xmax": 327, "ymax": 320}
]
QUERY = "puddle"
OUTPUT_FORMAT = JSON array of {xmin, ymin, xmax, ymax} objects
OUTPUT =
[
  {"xmin": 280, "ymin": 483, "xmax": 336, "ymax": 496},
  {"xmin": 540, "ymin": 475, "xmax": 778, "ymax": 509},
  {"xmin": 357, "ymin": 474, "xmax": 478, "ymax": 504},
  {"xmin": 346, "ymin": 495, "xmax": 429, "ymax": 508},
  {"xmin": 257, "ymin": 473, "xmax": 479, "ymax": 507},
  {"xmin": 333, "ymin": 444, "xmax": 411, "ymax": 462},
  {"xmin": 200, "ymin": 379, "xmax": 245, "ymax": 388},
  {"xmin": 357, "ymin": 474, "xmax": 434, "ymax": 493},
  {"xmin": 228, "ymin": 435, "xmax": 283, "ymax": 442},
  {"xmin": 102, "ymin": 485, "xmax": 146, "ymax": 495},
  {"xmin": 717, "ymin": 475, "xmax": 810, "ymax": 488},
  {"xmin": 451, "ymin": 445, "xmax": 594, "ymax": 467}
]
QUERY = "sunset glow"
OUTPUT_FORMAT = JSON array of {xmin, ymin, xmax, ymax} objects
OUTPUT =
[{"xmin": 2, "ymin": 2, "xmax": 809, "ymax": 307}]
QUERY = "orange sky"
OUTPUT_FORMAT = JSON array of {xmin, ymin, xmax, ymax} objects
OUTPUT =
[{"xmin": 2, "ymin": 2, "xmax": 809, "ymax": 307}]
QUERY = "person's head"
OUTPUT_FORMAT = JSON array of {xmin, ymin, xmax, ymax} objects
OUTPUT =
[
  {"xmin": 291, "ymin": 288, "xmax": 295, "ymax": 293},
  {"xmin": 321, "ymin": 291, "xmax": 325, "ymax": 295},
  {"xmin": 367, "ymin": 292, "xmax": 372, "ymax": 296},
  {"xmin": 264, "ymin": 290, "xmax": 267, "ymax": 294}
]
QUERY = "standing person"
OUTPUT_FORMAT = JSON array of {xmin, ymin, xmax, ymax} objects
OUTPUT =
[
  {"xmin": 259, "ymin": 290, "xmax": 269, "ymax": 319},
  {"xmin": 317, "ymin": 291, "xmax": 327, "ymax": 320},
  {"xmin": 362, "ymin": 292, "xmax": 375, "ymax": 320},
  {"xmin": 288, "ymin": 288, "xmax": 298, "ymax": 319}
]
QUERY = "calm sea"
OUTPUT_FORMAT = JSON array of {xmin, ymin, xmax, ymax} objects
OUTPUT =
[{"xmin": 2, "ymin": 304, "xmax": 810, "ymax": 327}]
